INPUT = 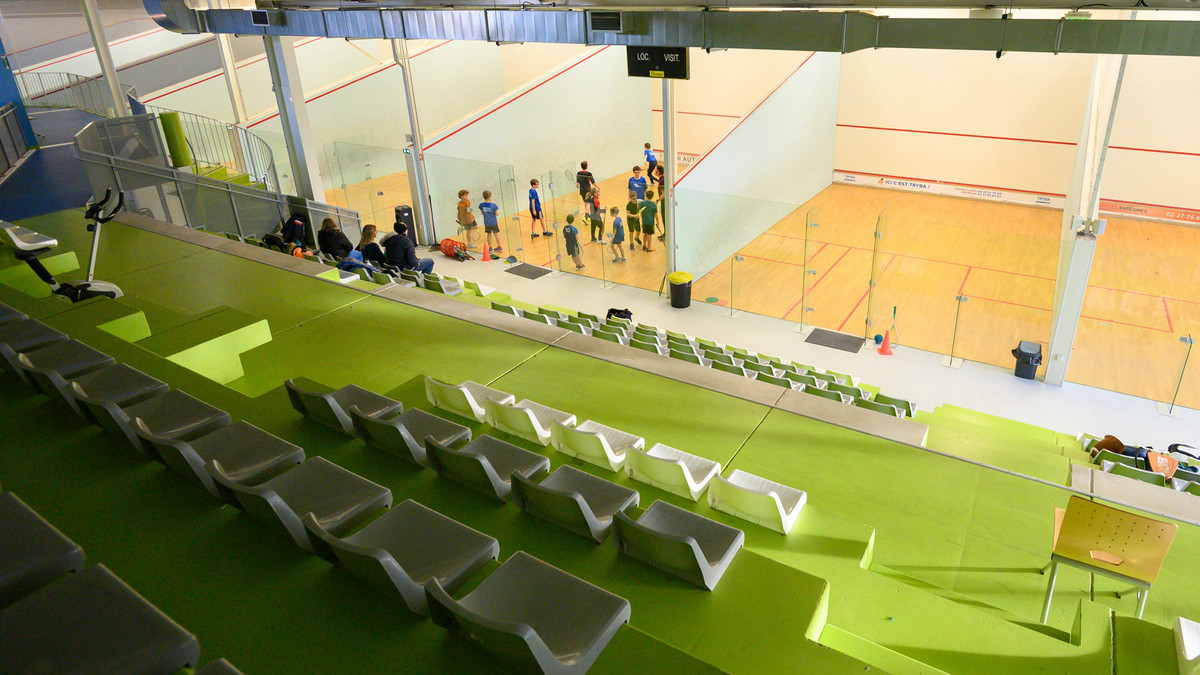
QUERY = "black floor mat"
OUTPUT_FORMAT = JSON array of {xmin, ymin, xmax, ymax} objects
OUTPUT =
[
  {"xmin": 805, "ymin": 328, "xmax": 864, "ymax": 353},
  {"xmin": 505, "ymin": 263, "xmax": 552, "ymax": 280}
]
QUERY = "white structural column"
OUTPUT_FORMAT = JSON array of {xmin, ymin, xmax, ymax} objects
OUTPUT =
[
  {"xmin": 207, "ymin": 1, "xmax": 246, "ymax": 122},
  {"xmin": 79, "ymin": 0, "xmax": 130, "ymax": 117},
  {"xmin": 1044, "ymin": 52, "xmax": 1127, "ymax": 386},
  {"xmin": 662, "ymin": 78, "xmax": 677, "ymax": 273},
  {"xmin": 263, "ymin": 35, "xmax": 324, "ymax": 201},
  {"xmin": 391, "ymin": 39, "xmax": 434, "ymax": 243}
]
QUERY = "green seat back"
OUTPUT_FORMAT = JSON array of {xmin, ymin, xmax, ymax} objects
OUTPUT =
[
  {"xmin": 1108, "ymin": 462, "xmax": 1167, "ymax": 487},
  {"xmin": 706, "ymin": 351, "xmax": 734, "ymax": 366},
  {"xmin": 872, "ymin": 393, "xmax": 914, "ymax": 417},
  {"xmin": 711, "ymin": 361, "xmax": 746, "ymax": 377},
  {"xmin": 756, "ymin": 373, "xmax": 793, "ymax": 388},
  {"xmin": 1094, "ymin": 449, "xmax": 1138, "ymax": 469},
  {"xmin": 630, "ymin": 339, "xmax": 661, "ymax": 354},
  {"xmin": 804, "ymin": 386, "xmax": 846, "ymax": 403},
  {"xmin": 595, "ymin": 330, "xmax": 622, "ymax": 344},
  {"xmin": 854, "ymin": 398, "xmax": 901, "ymax": 417},
  {"xmin": 669, "ymin": 350, "xmax": 702, "ymax": 365}
]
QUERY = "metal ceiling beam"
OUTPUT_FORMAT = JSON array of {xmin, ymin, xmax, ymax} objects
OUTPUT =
[{"xmin": 147, "ymin": 2, "xmax": 1200, "ymax": 57}]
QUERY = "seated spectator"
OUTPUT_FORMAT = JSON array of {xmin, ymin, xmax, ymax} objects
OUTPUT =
[
  {"xmin": 356, "ymin": 224, "xmax": 389, "ymax": 269},
  {"xmin": 382, "ymin": 222, "xmax": 434, "ymax": 274},
  {"xmin": 318, "ymin": 218, "xmax": 353, "ymax": 260},
  {"xmin": 278, "ymin": 212, "xmax": 309, "ymax": 250}
]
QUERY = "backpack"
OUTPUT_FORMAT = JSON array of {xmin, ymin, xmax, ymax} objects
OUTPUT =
[{"xmin": 607, "ymin": 308, "xmax": 633, "ymax": 321}]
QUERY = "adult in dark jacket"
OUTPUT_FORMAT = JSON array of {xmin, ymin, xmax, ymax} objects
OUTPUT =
[
  {"xmin": 278, "ymin": 212, "xmax": 309, "ymax": 250},
  {"xmin": 382, "ymin": 222, "xmax": 433, "ymax": 274},
  {"xmin": 317, "ymin": 218, "xmax": 353, "ymax": 260},
  {"xmin": 356, "ymin": 224, "xmax": 389, "ymax": 269}
]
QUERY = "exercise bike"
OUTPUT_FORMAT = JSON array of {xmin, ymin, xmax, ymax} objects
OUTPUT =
[{"xmin": 1, "ymin": 188, "xmax": 125, "ymax": 302}]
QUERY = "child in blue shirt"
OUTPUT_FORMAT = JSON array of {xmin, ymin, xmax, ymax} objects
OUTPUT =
[
  {"xmin": 644, "ymin": 142, "xmax": 658, "ymax": 177},
  {"xmin": 563, "ymin": 214, "xmax": 584, "ymax": 270},
  {"xmin": 479, "ymin": 190, "xmax": 502, "ymax": 254},
  {"xmin": 528, "ymin": 178, "xmax": 551, "ymax": 238},
  {"xmin": 609, "ymin": 206, "xmax": 625, "ymax": 263},
  {"xmin": 628, "ymin": 166, "xmax": 647, "ymax": 200}
]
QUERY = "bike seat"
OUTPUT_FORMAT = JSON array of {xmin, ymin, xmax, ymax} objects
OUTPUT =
[{"xmin": 0, "ymin": 222, "xmax": 58, "ymax": 253}]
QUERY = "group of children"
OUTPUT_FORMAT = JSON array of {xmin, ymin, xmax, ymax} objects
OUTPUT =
[{"xmin": 453, "ymin": 142, "xmax": 666, "ymax": 270}]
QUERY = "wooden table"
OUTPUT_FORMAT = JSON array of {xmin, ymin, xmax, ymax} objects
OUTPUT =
[{"xmin": 1041, "ymin": 495, "xmax": 1178, "ymax": 622}]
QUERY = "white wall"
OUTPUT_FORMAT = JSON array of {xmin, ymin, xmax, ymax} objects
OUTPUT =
[
  {"xmin": 675, "ymin": 51, "xmax": 841, "ymax": 278},
  {"xmin": 834, "ymin": 48, "xmax": 1093, "ymax": 197},
  {"xmin": 421, "ymin": 45, "xmax": 653, "ymax": 237},
  {"xmin": 651, "ymin": 48, "xmax": 811, "ymax": 159},
  {"xmin": 1104, "ymin": 54, "xmax": 1200, "ymax": 212}
]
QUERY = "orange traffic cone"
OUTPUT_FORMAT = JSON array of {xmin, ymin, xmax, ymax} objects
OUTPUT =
[
  {"xmin": 481, "ymin": 243, "xmax": 491, "ymax": 262},
  {"xmin": 878, "ymin": 330, "xmax": 893, "ymax": 356}
]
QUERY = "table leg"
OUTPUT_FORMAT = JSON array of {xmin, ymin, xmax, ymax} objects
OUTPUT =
[
  {"xmin": 1136, "ymin": 588, "xmax": 1148, "ymax": 619},
  {"xmin": 1041, "ymin": 560, "xmax": 1059, "ymax": 624}
]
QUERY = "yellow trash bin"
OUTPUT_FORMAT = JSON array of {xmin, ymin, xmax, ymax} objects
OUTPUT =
[{"xmin": 668, "ymin": 271, "xmax": 693, "ymax": 309}]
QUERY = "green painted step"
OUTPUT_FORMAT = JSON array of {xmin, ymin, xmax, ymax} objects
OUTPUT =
[
  {"xmin": 134, "ymin": 306, "xmax": 272, "ymax": 384},
  {"xmin": 226, "ymin": 172, "xmax": 252, "ymax": 187},
  {"xmin": 821, "ymin": 624, "xmax": 942, "ymax": 675},
  {"xmin": 0, "ymin": 251, "xmax": 79, "ymax": 298},
  {"xmin": 1112, "ymin": 616, "xmax": 1178, "ymax": 675}
]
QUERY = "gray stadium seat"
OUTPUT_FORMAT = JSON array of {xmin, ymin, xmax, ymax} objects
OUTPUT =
[
  {"xmin": 211, "ymin": 457, "xmax": 392, "ymax": 553},
  {"xmin": 426, "ymin": 436, "xmax": 551, "ymax": 502},
  {"xmin": 0, "ymin": 318, "xmax": 67, "ymax": 374},
  {"xmin": 426, "ymin": 551, "xmax": 630, "ymax": 675},
  {"xmin": 0, "ymin": 492, "xmax": 85, "ymax": 607},
  {"xmin": 350, "ymin": 406, "xmax": 471, "ymax": 467},
  {"xmin": 87, "ymin": 389, "xmax": 230, "ymax": 456},
  {"xmin": 137, "ymin": 420, "xmax": 304, "ymax": 501},
  {"xmin": 612, "ymin": 500, "xmax": 744, "ymax": 590},
  {"xmin": 304, "ymin": 499, "xmax": 499, "ymax": 615},
  {"xmin": 425, "ymin": 376, "xmax": 515, "ymax": 423},
  {"xmin": 66, "ymin": 363, "xmax": 169, "ymax": 422},
  {"xmin": 195, "ymin": 658, "xmax": 245, "ymax": 675},
  {"xmin": 285, "ymin": 379, "xmax": 402, "ymax": 437},
  {"xmin": 13, "ymin": 339, "xmax": 114, "ymax": 395},
  {"xmin": 511, "ymin": 465, "xmax": 639, "ymax": 543},
  {"xmin": 0, "ymin": 302, "xmax": 25, "ymax": 325},
  {"xmin": 0, "ymin": 564, "xmax": 200, "ymax": 674}
]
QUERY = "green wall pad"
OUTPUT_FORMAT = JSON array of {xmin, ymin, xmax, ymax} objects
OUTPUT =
[
  {"xmin": 0, "ymin": 252, "xmax": 79, "ymax": 297},
  {"xmin": 135, "ymin": 306, "xmax": 272, "ymax": 384}
]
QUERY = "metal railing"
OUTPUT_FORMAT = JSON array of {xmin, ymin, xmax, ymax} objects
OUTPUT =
[
  {"xmin": 72, "ymin": 114, "xmax": 359, "ymax": 245},
  {"xmin": 142, "ymin": 103, "xmax": 278, "ymax": 192},
  {"xmin": 0, "ymin": 104, "xmax": 33, "ymax": 178},
  {"xmin": 14, "ymin": 71, "xmax": 134, "ymax": 119},
  {"xmin": 15, "ymin": 71, "xmax": 278, "ymax": 192}
]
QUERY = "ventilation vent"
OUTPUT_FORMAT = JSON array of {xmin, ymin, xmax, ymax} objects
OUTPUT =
[{"xmin": 590, "ymin": 12, "xmax": 623, "ymax": 33}]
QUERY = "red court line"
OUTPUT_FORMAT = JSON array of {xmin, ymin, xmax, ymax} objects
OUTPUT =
[
  {"xmin": 837, "ymin": 253, "xmax": 897, "ymax": 332},
  {"xmin": 150, "ymin": 37, "xmax": 325, "ymax": 104},
  {"xmin": 1108, "ymin": 145, "xmax": 1200, "ymax": 159},
  {"xmin": 249, "ymin": 61, "xmax": 397, "ymax": 128},
  {"xmin": 24, "ymin": 28, "xmax": 166, "ymax": 71},
  {"xmin": 411, "ymin": 39, "xmax": 452, "ymax": 58},
  {"xmin": 958, "ymin": 266, "xmax": 973, "ymax": 296},
  {"xmin": 836, "ymin": 168, "xmax": 1069, "ymax": 199},
  {"xmin": 650, "ymin": 109, "xmax": 741, "ymax": 119},
  {"xmin": 142, "ymin": 71, "xmax": 223, "ymax": 103},
  {"xmin": 836, "ymin": 123, "xmax": 1075, "ymax": 147},
  {"xmin": 9, "ymin": 18, "xmax": 139, "ymax": 55},
  {"xmin": 1164, "ymin": 298, "xmax": 1174, "ymax": 334},
  {"xmin": 738, "ymin": 253, "xmax": 804, "ymax": 268},
  {"xmin": 423, "ymin": 47, "xmax": 610, "ymax": 152},
  {"xmin": 969, "ymin": 296, "xmax": 1171, "ymax": 333},
  {"xmin": 677, "ymin": 52, "xmax": 815, "ymax": 186},
  {"xmin": 116, "ymin": 37, "xmax": 214, "ymax": 73}
]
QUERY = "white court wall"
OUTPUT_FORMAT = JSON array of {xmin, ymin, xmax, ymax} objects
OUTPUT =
[
  {"xmin": 499, "ymin": 42, "xmax": 591, "ymax": 93},
  {"xmin": 1103, "ymin": 54, "xmax": 1200, "ymax": 214},
  {"xmin": 420, "ymin": 45, "xmax": 653, "ymax": 240},
  {"xmin": 651, "ymin": 48, "xmax": 812, "ymax": 160},
  {"xmin": 675, "ymin": 52, "xmax": 841, "ymax": 278},
  {"xmin": 834, "ymin": 48, "xmax": 1093, "ymax": 197}
]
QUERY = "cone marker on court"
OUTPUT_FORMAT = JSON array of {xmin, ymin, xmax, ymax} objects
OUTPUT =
[
  {"xmin": 878, "ymin": 330, "xmax": 893, "ymax": 356},
  {"xmin": 481, "ymin": 244, "xmax": 491, "ymax": 262}
]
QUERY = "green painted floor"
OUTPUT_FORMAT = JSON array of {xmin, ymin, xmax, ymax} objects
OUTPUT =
[{"xmin": 0, "ymin": 210, "xmax": 1194, "ymax": 675}]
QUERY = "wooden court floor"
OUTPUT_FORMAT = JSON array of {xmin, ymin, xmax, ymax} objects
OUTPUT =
[{"xmin": 332, "ymin": 173, "xmax": 1200, "ymax": 410}]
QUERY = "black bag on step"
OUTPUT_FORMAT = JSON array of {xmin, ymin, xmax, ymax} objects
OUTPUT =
[{"xmin": 607, "ymin": 308, "xmax": 633, "ymax": 321}]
